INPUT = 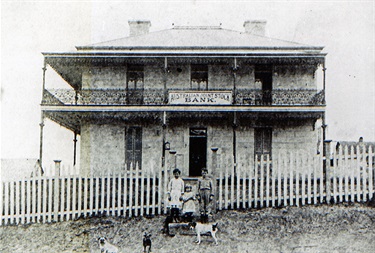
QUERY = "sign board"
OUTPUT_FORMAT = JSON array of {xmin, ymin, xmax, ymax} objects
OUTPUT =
[{"xmin": 169, "ymin": 91, "xmax": 232, "ymax": 105}]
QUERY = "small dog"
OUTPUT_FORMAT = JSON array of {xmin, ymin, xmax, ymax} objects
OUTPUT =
[
  {"xmin": 189, "ymin": 222, "xmax": 218, "ymax": 245},
  {"xmin": 98, "ymin": 237, "xmax": 119, "ymax": 253},
  {"xmin": 143, "ymin": 232, "xmax": 152, "ymax": 253}
]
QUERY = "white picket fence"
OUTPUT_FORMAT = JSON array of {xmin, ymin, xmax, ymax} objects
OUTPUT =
[{"xmin": 0, "ymin": 146, "xmax": 374, "ymax": 226}]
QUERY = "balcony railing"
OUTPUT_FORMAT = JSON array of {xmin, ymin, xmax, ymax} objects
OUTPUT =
[{"xmin": 42, "ymin": 88, "xmax": 325, "ymax": 106}]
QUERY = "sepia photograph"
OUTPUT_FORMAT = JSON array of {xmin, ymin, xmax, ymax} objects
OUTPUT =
[{"xmin": 1, "ymin": 1, "xmax": 374, "ymax": 252}]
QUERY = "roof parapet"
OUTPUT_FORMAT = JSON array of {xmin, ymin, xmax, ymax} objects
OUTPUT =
[
  {"xmin": 243, "ymin": 20, "xmax": 267, "ymax": 36},
  {"xmin": 128, "ymin": 20, "xmax": 151, "ymax": 36}
]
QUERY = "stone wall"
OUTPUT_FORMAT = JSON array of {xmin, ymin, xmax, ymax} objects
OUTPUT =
[
  {"xmin": 80, "ymin": 63, "xmax": 317, "ymax": 91},
  {"xmin": 80, "ymin": 123, "xmax": 125, "ymax": 176},
  {"xmin": 79, "ymin": 120, "xmax": 321, "ymax": 177}
]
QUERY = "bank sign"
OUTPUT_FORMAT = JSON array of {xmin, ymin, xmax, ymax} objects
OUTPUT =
[{"xmin": 169, "ymin": 91, "xmax": 232, "ymax": 105}]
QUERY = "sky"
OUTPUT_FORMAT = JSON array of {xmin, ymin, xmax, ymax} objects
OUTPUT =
[{"xmin": 1, "ymin": 0, "xmax": 374, "ymax": 169}]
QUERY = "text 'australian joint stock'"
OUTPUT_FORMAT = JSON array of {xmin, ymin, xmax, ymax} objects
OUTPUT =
[{"xmin": 169, "ymin": 92, "xmax": 232, "ymax": 105}]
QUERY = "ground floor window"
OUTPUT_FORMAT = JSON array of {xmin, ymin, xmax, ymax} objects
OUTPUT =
[
  {"xmin": 255, "ymin": 128, "xmax": 272, "ymax": 158},
  {"xmin": 126, "ymin": 127, "xmax": 142, "ymax": 169}
]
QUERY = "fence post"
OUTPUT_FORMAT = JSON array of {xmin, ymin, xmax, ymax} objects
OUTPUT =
[
  {"xmin": 211, "ymin": 147, "xmax": 219, "ymax": 212},
  {"xmin": 368, "ymin": 146, "xmax": 373, "ymax": 200},
  {"xmin": 0, "ymin": 181, "xmax": 3, "ymax": 226},
  {"xmin": 324, "ymin": 140, "xmax": 332, "ymax": 203}
]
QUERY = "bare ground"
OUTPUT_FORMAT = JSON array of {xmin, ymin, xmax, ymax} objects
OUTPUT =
[{"xmin": 1, "ymin": 203, "xmax": 375, "ymax": 253}]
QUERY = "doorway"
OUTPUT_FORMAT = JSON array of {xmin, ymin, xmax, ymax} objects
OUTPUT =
[{"xmin": 189, "ymin": 128, "xmax": 207, "ymax": 177}]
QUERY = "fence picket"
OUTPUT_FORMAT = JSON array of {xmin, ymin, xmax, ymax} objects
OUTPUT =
[
  {"xmin": 241, "ymin": 166, "xmax": 246, "ymax": 208},
  {"xmin": 0, "ymin": 182, "xmax": 3, "ymax": 226},
  {"xmin": 123, "ymin": 170, "xmax": 128, "ymax": 217},
  {"xmin": 100, "ymin": 174, "xmax": 104, "ymax": 215},
  {"xmin": 344, "ymin": 146, "xmax": 354, "ymax": 202},
  {"xmin": 369, "ymin": 146, "xmax": 374, "ymax": 200},
  {"xmin": 50, "ymin": 176, "xmax": 55, "ymax": 222},
  {"xmin": 129, "ymin": 165, "xmax": 133, "ymax": 217},
  {"xmin": 157, "ymin": 164, "xmax": 161, "ymax": 215},
  {"xmin": 349, "ymin": 146, "xmax": 354, "ymax": 202},
  {"xmin": 356, "ymin": 145, "xmax": 361, "ymax": 202},
  {"xmin": 295, "ymin": 154, "xmax": 300, "ymax": 207},
  {"xmin": 21, "ymin": 179, "xmax": 26, "ymax": 224},
  {"xmin": 4, "ymin": 182, "xmax": 10, "ymax": 225},
  {"xmin": 289, "ymin": 153, "xmax": 294, "ymax": 206},
  {"xmin": 89, "ymin": 176, "xmax": 94, "ymax": 217},
  {"xmin": 254, "ymin": 156, "xmax": 258, "ymax": 208},
  {"xmin": 135, "ymin": 163, "xmax": 139, "ymax": 217},
  {"xmin": 5, "ymin": 182, "xmax": 9, "ymax": 225},
  {"xmin": 271, "ymin": 154, "xmax": 276, "ymax": 207},
  {"xmin": 332, "ymin": 150, "xmax": 337, "ymax": 203},
  {"xmin": 15, "ymin": 180, "xmax": 20, "ymax": 224},
  {"xmin": 106, "ymin": 172, "xmax": 111, "ymax": 216},
  {"xmin": 146, "ymin": 168, "xmax": 150, "ymax": 215},
  {"xmin": 61, "ymin": 176, "xmax": 65, "ymax": 221},
  {"xmin": 78, "ymin": 176, "xmax": 82, "ymax": 218},
  {"xmin": 140, "ymin": 166, "xmax": 145, "ymax": 216},
  {"xmin": 260, "ymin": 156, "xmax": 264, "ymax": 208},
  {"xmin": 283, "ymin": 154, "xmax": 288, "ymax": 206},
  {"xmin": 277, "ymin": 152, "xmax": 281, "ymax": 206},
  {"xmin": 83, "ymin": 177, "xmax": 88, "ymax": 218},
  {"xmin": 224, "ymin": 161, "xmax": 229, "ymax": 209},
  {"xmin": 42, "ymin": 177, "xmax": 47, "ymax": 223},
  {"xmin": 111, "ymin": 172, "xmax": 116, "ymax": 217},
  {"xmin": 236, "ymin": 166, "xmax": 240, "ymax": 209},
  {"xmin": 219, "ymin": 163, "xmax": 223, "ymax": 210},
  {"xmin": 301, "ymin": 152, "xmax": 306, "ymax": 206},
  {"xmin": 152, "ymin": 166, "xmax": 156, "ymax": 216},
  {"xmin": 26, "ymin": 179, "xmax": 31, "ymax": 223},
  {"xmin": 72, "ymin": 176, "xmax": 77, "ymax": 220},
  {"xmin": 163, "ymin": 164, "xmax": 168, "ymax": 215},
  {"xmin": 117, "ymin": 173, "xmax": 122, "ymax": 216},
  {"xmin": 362, "ymin": 146, "xmax": 367, "ymax": 201},
  {"xmin": 230, "ymin": 164, "xmax": 235, "ymax": 209},
  {"xmin": 66, "ymin": 176, "xmax": 71, "ymax": 221},
  {"xmin": 266, "ymin": 155, "xmax": 270, "ymax": 207}
]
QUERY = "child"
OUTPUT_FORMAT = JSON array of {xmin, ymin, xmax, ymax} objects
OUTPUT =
[
  {"xmin": 182, "ymin": 184, "xmax": 196, "ymax": 222},
  {"xmin": 167, "ymin": 168, "xmax": 184, "ymax": 221},
  {"xmin": 197, "ymin": 168, "xmax": 214, "ymax": 223}
]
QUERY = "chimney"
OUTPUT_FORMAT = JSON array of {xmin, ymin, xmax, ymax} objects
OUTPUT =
[
  {"xmin": 243, "ymin": 20, "xmax": 267, "ymax": 36},
  {"xmin": 128, "ymin": 20, "xmax": 151, "ymax": 36}
]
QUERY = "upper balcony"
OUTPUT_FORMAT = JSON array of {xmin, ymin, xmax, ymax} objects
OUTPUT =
[{"xmin": 42, "ymin": 88, "xmax": 325, "ymax": 107}]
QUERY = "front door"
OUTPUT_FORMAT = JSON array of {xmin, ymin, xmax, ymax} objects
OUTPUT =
[{"xmin": 189, "ymin": 128, "xmax": 207, "ymax": 177}]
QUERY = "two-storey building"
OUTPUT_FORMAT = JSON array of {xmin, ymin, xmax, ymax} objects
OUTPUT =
[{"xmin": 41, "ymin": 20, "xmax": 326, "ymax": 177}]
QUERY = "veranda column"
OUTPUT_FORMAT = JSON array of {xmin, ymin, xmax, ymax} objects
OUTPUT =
[{"xmin": 39, "ymin": 61, "xmax": 47, "ymax": 169}]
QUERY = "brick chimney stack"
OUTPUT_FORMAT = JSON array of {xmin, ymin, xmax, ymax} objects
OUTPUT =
[
  {"xmin": 128, "ymin": 20, "xmax": 151, "ymax": 36},
  {"xmin": 243, "ymin": 20, "xmax": 267, "ymax": 36}
]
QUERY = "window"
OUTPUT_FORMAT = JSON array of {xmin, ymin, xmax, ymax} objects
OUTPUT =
[
  {"xmin": 127, "ymin": 65, "xmax": 144, "ymax": 89},
  {"xmin": 191, "ymin": 64, "xmax": 208, "ymax": 90},
  {"xmin": 125, "ymin": 127, "xmax": 142, "ymax": 169},
  {"xmin": 254, "ymin": 128, "xmax": 272, "ymax": 158}
]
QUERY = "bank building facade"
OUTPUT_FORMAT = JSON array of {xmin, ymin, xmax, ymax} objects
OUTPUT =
[{"xmin": 41, "ymin": 20, "xmax": 326, "ymax": 178}]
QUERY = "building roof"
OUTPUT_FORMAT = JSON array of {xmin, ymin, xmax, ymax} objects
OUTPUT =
[
  {"xmin": 76, "ymin": 26, "xmax": 323, "ymax": 52},
  {"xmin": 42, "ymin": 24, "xmax": 326, "ymax": 90}
]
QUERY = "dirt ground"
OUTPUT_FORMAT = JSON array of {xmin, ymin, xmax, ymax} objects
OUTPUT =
[{"xmin": 1, "ymin": 203, "xmax": 374, "ymax": 253}]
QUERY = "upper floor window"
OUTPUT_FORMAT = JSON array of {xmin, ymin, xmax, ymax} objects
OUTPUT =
[
  {"xmin": 191, "ymin": 64, "xmax": 208, "ymax": 90},
  {"xmin": 254, "ymin": 128, "xmax": 272, "ymax": 159},
  {"xmin": 127, "ymin": 64, "xmax": 144, "ymax": 89},
  {"xmin": 125, "ymin": 127, "xmax": 142, "ymax": 170},
  {"xmin": 254, "ymin": 64, "xmax": 272, "ymax": 91}
]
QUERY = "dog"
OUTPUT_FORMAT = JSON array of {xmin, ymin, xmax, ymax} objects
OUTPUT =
[
  {"xmin": 189, "ymin": 222, "xmax": 218, "ymax": 245},
  {"xmin": 98, "ymin": 237, "xmax": 119, "ymax": 253},
  {"xmin": 143, "ymin": 232, "xmax": 152, "ymax": 253}
]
